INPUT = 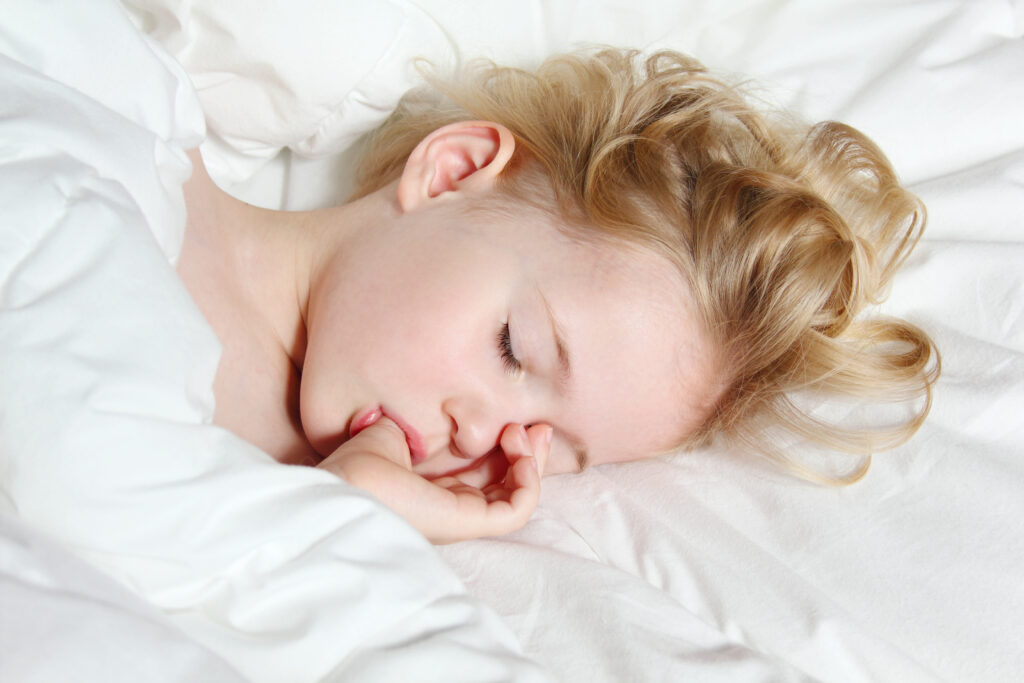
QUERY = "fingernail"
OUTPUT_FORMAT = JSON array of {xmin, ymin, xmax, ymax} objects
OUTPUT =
[{"xmin": 544, "ymin": 426, "xmax": 553, "ymax": 445}]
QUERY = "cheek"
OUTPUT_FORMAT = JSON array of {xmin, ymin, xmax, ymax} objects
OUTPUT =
[
  {"xmin": 541, "ymin": 442, "xmax": 582, "ymax": 476},
  {"xmin": 325, "ymin": 287, "xmax": 479, "ymax": 398},
  {"xmin": 301, "ymin": 230, "xmax": 516, "ymax": 437}
]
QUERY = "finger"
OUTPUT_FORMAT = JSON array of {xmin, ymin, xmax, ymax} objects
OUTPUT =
[
  {"xmin": 479, "ymin": 447, "xmax": 541, "ymax": 509},
  {"xmin": 524, "ymin": 424, "xmax": 553, "ymax": 478},
  {"xmin": 432, "ymin": 450, "xmax": 508, "ymax": 489},
  {"xmin": 321, "ymin": 416, "xmax": 411, "ymax": 470},
  {"xmin": 434, "ymin": 459, "xmax": 541, "ymax": 541},
  {"xmin": 349, "ymin": 405, "xmax": 382, "ymax": 436},
  {"xmin": 497, "ymin": 454, "xmax": 542, "ymax": 516},
  {"xmin": 427, "ymin": 476, "xmax": 464, "ymax": 490},
  {"xmin": 498, "ymin": 423, "xmax": 532, "ymax": 462}
]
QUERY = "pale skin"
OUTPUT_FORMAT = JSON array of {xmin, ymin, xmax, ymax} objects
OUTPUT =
[{"xmin": 177, "ymin": 121, "xmax": 723, "ymax": 543}]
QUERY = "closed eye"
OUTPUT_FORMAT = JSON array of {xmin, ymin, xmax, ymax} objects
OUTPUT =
[{"xmin": 497, "ymin": 321, "xmax": 523, "ymax": 377}]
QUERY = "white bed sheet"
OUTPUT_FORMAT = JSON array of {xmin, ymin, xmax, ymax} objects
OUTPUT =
[
  {"xmin": 187, "ymin": 1, "xmax": 1023, "ymax": 681},
  {"xmin": 426, "ymin": 3, "xmax": 1024, "ymax": 681}
]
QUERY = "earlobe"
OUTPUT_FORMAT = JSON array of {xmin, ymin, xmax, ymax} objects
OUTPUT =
[{"xmin": 397, "ymin": 121, "xmax": 516, "ymax": 212}]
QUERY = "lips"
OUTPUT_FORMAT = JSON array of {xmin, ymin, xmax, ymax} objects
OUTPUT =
[
  {"xmin": 382, "ymin": 407, "xmax": 428, "ymax": 465},
  {"xmin": 349, "ymin": 404, "xmax": 428, "ymax": 466}
]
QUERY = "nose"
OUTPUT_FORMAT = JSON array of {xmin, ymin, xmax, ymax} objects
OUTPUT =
[{"xmin": 442, "ymin": 395, "xmax": 508, "ymax": 460}]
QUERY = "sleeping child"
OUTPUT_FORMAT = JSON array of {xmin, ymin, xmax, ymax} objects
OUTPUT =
[{"xmin": 176, "ymin": 48, "xmax": 939, "ymax": 544}]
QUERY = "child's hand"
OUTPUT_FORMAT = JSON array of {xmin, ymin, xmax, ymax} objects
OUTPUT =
[{"xmin": 317, "ymin": 418, "xmax": 550, "ymax": 544}]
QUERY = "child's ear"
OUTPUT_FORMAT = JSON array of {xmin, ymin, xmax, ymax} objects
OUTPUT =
[{"xmin": 397, "ymin": 121, "xmax": 516, "ymax": 212}]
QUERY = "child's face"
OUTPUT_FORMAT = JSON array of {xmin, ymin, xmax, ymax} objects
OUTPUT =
[{"xmin": 300, "ymin": 200, "xmax": 722, "ymax": 478}]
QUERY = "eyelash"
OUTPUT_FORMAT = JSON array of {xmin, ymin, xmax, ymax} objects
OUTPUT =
[{"xmin": 497, "ymin": 322, "xmax": 522, "ymax": 377}]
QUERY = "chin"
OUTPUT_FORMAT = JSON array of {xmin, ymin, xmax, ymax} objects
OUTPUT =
[{"xmin": 306, "ymin": 429, "xmax": 346, "ymax": 459}]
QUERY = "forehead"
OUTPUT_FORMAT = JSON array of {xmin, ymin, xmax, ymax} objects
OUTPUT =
[{"xmin": 526, "ymin": 228, "xmax": 718, "ymax": 462}]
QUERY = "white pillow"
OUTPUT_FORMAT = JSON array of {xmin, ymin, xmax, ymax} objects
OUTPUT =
[{"xmin": 122, "ymin": 0, "xmax": 456, "ymax": 182}]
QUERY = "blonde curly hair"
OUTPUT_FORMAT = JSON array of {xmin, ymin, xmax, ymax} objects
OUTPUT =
[{"xmin": 352, "ymin": 48, "xmax": 939, "ymax": 484}]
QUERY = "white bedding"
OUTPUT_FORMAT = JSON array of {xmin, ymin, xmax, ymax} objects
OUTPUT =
[
  {"xmin": 3, "ymin": 0, "xmax": 1023, "ymax": 681},
  {"xmin": 0, "ymin": 2, "xmax": 546, "ymax": 681}
]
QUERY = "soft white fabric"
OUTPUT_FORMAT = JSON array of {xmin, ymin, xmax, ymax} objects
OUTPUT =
[
  {"xmin": 122, "ymin": 0, "xmax": 1024, "ymax": 681},
  {"xmin": 0, "ymin": 2, "xmax": 548, "ymax": 682},
  {"xmin": 3, "ymin": 0, "xmax": 1023, "ymax": 682},
  {"xmin": 431, "ymin": 3, "xmax": 1024, "ymax": 682},
  {"xmin": 0, "ymin": 514, "xmax": 244, "ymax": 683},
  {"xmin": 122, "ymin": 0, "xmax": 456, "ymax": 185}
]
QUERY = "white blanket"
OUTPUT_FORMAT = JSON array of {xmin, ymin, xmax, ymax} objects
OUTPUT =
[
  {"xmin": 0, "ymin": 2, "xmax": 547, "ymax": 681},
  {"xmin": 3, "ymin": 0, "xmax": 1022, "ymax": 681}
]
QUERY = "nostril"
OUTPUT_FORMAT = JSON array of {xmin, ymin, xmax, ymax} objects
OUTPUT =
[{"xmin": 448, "ymin": 440, "xmax": 472, "ymax": 460}]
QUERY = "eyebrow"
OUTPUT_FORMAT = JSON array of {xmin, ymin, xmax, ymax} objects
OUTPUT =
[{"xmin": 536, "ymin": 288, "xmax": 589, "ymax": 472}]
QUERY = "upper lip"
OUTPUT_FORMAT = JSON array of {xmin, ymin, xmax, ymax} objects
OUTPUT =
[{"xmin": 380, "ymin": 407, "xmax": 428, "ymax": 465}]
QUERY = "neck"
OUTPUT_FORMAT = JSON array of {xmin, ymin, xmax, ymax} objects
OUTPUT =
[
  {"xmin": 260, "ymin": 192, "xmax": 394, "ymax": 369},
  {"xmin": 178, "ymin": 150, "xmax": 394, "ymax": 373},
  {"xmin": 177, "ymin": 156, "xmax": 401, "ymax": 463}
]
